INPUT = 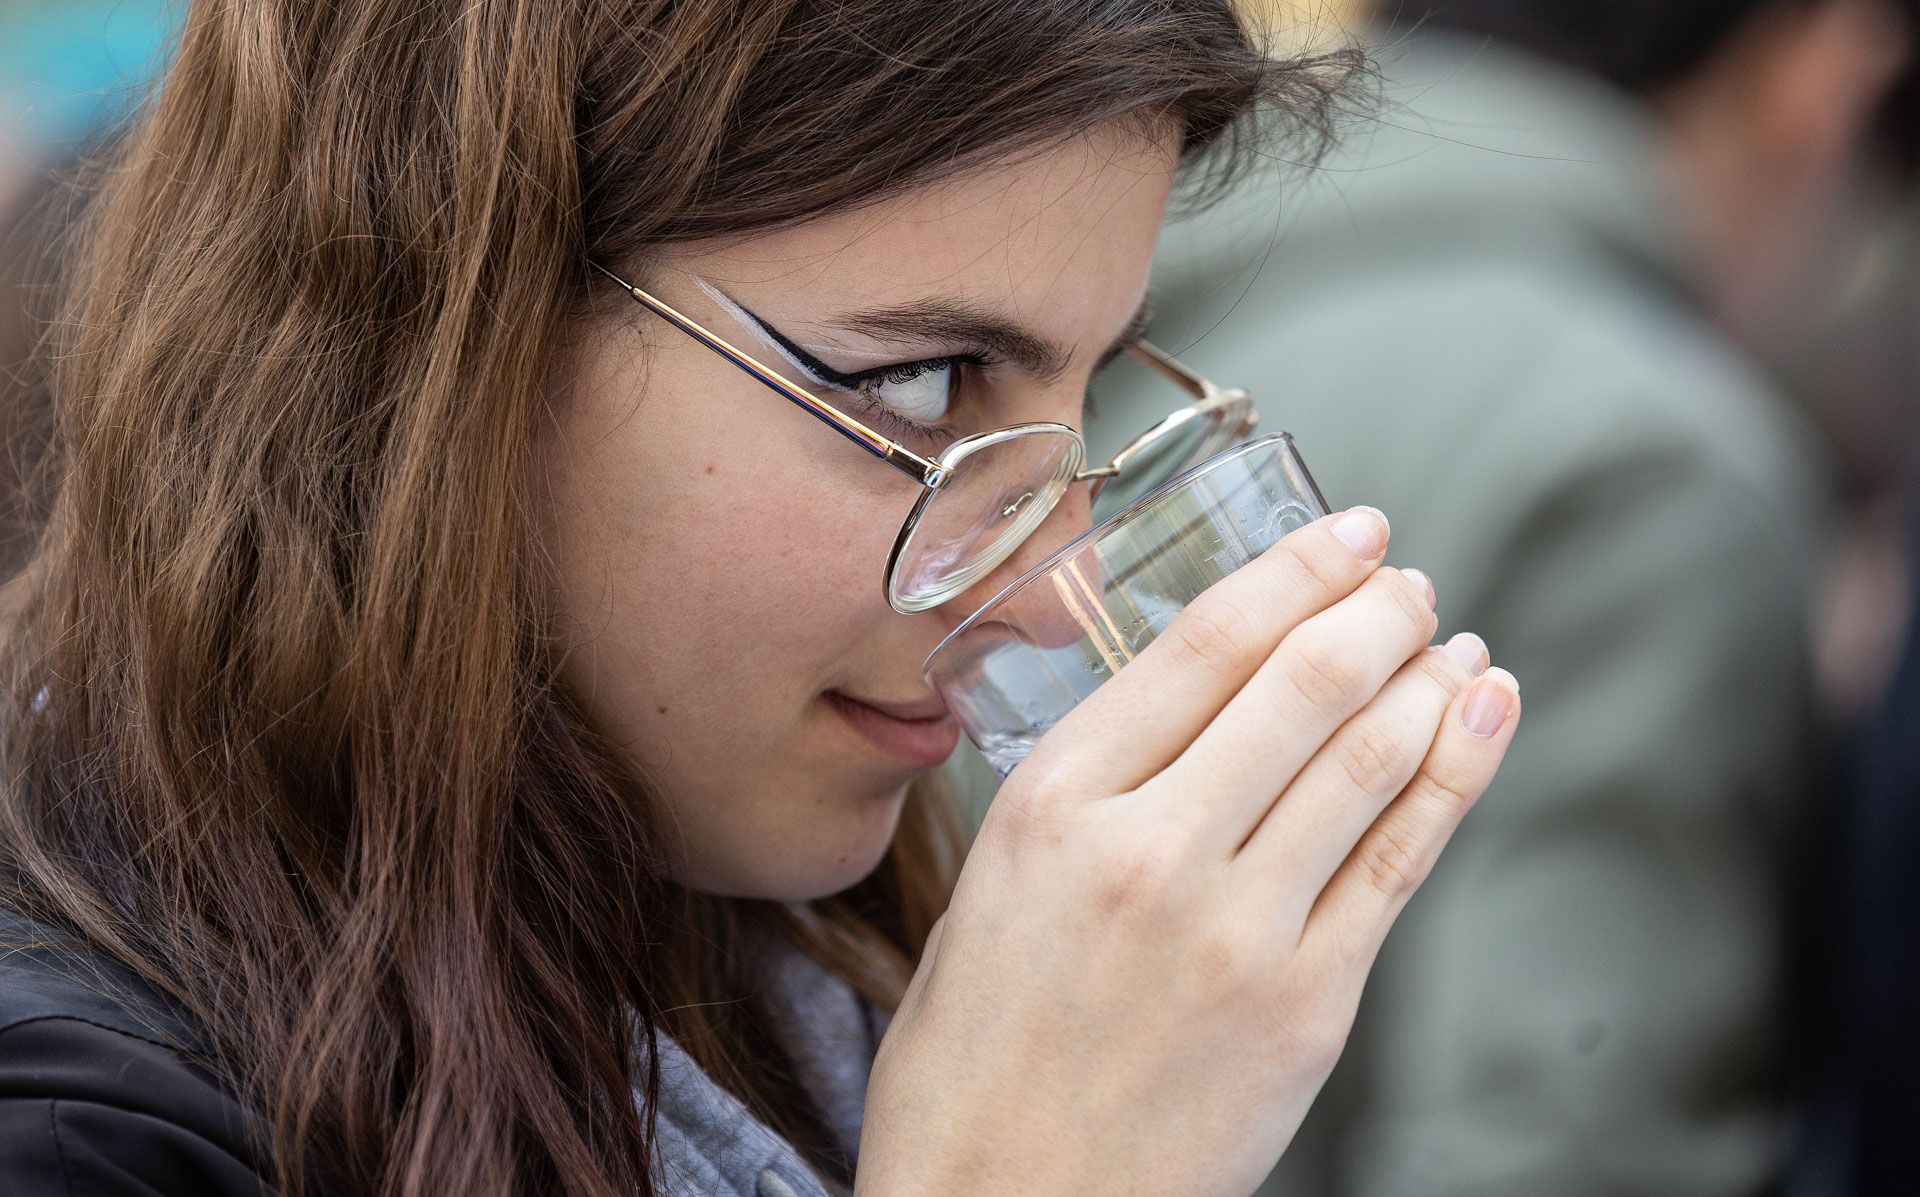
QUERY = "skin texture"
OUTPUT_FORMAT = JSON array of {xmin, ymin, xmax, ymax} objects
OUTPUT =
[{"xmin": 537, "ymin": 124, "xmax": 1171, "ymax": 899}]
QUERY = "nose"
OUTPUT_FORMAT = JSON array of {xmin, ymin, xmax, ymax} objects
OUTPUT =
[{"xmin": 929, "ymin": 479, "xmax": 1101, "ymax": 652}]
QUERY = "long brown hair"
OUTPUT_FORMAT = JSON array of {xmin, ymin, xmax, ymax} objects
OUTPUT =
[{"xmin": 0, "ymin": 2, "xmax": 1360, "ymax": 1193}]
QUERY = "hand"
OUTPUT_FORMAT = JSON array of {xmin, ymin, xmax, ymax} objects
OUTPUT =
[{"xmin": 857, "ymin": 507, "xmax": 1520, "ymax": 1196}]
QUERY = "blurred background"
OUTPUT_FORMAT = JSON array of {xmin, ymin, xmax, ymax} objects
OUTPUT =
[
  {"xmin": 0, "ymin": 0, "xmax": 176, "ymax": 569},
  {"xmin": 1090, "ymin": 2, "xmax": 1920, "ymax": 1195},
  {"xmin": 4, "ymin": 1, "xmax": 1919, "ymax": 1194}
]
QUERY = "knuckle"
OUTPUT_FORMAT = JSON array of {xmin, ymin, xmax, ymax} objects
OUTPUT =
[
  {"xmin": 1164, "ymin": 593, "xmax": 1258, "ymax": 681},
  {"xmin": 1254, "ymin": 987, "xmax": 1350, "ymax": 1077},
  {"xmin": 1192, "ymin": 922, "xmax": 1253, "ymax": 987},
  {"xmin": 1299, "ymin": 1019, "xmax": 1352, "ymax": 1080},
  {"xmin": 1379, "ymin": 568, "xmax": 1440, "ymax": 636},
  {"xmin": 1282, "ymin": 1009, "xmax": 1352, "ymax": 1078},
  {"xmin": 1283, "ymin": 634, "xmax": 1370, "ymax": 709},
  {"xmin": 1331, "ymin": 717, "xmax": 1413, "ymax": 795},
  {"xmin": 1091, "ymin": 836, "xmax": 1182, "ymax": 919},
  {"xmin": 982, "ymin": 781, "xmax": 1070, "ymax": 848},
  {"xmin": 1003, "ymin": 749, "xmax": 1095, "ymax": 806},
  {"xmin": 1409, "ymin": 648, "xmax": 1471, "ymax": 698},
  {"xmin": 1276, "ymin": 536, "xmax": 1346, "ymax": 595},
  {"xmin": 1412, "ymin": 760, "xmax": 1485, "ymax": 817},
  {"xmin": 1361, "ymin": 816, "xmax": 1430, "ymax": 902}
]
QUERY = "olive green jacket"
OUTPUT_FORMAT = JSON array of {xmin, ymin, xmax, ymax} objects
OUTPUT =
[{"xmin": 1078, "ymin": 30, "xmax": 1826, "ymax": 1197}]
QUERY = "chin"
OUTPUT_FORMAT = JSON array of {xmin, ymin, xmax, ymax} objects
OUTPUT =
[{"xmin": 685, "ymin": 780, "xmax": 911, "ymax": 901}]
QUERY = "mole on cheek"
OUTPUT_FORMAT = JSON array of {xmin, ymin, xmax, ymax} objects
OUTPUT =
[
  {"xmin": 704, "ymin": 463, "xmax": 716, "ymax": 476},
  {"xmin": 656, "ymin": 705, "xmax": 668, "ymax": 715}
]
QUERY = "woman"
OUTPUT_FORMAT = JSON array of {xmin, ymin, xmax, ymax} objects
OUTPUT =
[{"xmin": 0, "ymin": 2, "xmax": 1521, "ymax": 1194}]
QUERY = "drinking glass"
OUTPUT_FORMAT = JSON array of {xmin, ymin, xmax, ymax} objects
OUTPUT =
[{"xmin": 925, "ymin": 433, "xmax": 1328, "ymax": 777}]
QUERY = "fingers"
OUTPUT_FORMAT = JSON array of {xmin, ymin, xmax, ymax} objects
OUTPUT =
[
  {"xmin": 1145, "ymin": 562, "xmax": 1439, "ymax": 853},
  {"xmin": 1016, "ymin": 507, "xmax": 1392, "ymax": 800},
  {"xmin": 1232, "ymin": 632, "xmax": 1489, "ymax": 933},
  {"xmin": 1296, "ymin": 666, "xmax": 1521, "ymax": 969}
]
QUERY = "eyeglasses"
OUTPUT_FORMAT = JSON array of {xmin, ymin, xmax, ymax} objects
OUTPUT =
[{"xmin": 588, "ymin": 260, "xmax": 1258, "ymax": 614}]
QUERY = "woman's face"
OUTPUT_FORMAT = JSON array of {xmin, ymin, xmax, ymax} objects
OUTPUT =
[{"xmin": 538, "ymin": 125, "xmax": 1178, "ymax": 899}]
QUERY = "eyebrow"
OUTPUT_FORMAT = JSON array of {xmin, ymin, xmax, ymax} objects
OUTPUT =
[{"xmin": 745, "ymin": 292, "xmax": 1155, "ymax": 385}]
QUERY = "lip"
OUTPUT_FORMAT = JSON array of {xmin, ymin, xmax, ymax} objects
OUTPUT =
[{"xmin": 825, "ymin": 690, "xmax": 961, "ymax": 768}]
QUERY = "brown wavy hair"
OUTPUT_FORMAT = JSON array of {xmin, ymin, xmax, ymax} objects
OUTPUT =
[{"xmin": 0, "ymin": 1, "xmax": 1361, "ymax": 1193}]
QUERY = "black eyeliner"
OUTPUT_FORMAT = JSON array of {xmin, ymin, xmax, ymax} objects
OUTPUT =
[
  {"xmin": 735, "ymin": 302, "xmax": 991, "ymax": 389},
  {"xmin": 736, "ymin": 302, "xmax": 866, "ymax": 387}
]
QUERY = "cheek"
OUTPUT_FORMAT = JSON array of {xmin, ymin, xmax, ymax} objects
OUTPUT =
[
  {"xmin": 534, "ymin": 339, "xmax": 919, "ymax": 896},
  {"xmin": 628, "ymin": 462, "xmax": 881, "ymax": 689},
  {"xmin": 540, "ymin": 368, "xmax": 887, "ymax": 730}
]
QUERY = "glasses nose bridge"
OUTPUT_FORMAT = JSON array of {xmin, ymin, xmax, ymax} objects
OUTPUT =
[{"xmin": 893, "ymin": 341, "xmax": 1246, "ymax": 614}]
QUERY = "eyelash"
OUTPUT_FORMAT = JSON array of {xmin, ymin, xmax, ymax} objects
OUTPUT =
[
  {"xmin": 734, "ymin": 302, "xmax": 996, "ymax": 443},
  {"xmin": 836, "ymin": 354, "xmax": 991, "ymax": 442}
]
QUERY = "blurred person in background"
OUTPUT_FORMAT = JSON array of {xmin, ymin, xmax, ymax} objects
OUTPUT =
[
  {"xmin": 1793, "ymin": 55, "xmax": 1920, "ymax": 1197},
  {"xmin": 1073, "ymin": 0, "xmax": 1912, "ymax": 1193},
  {"xmin": 1766, "ymin": 62, "xmax": 1920, "ymax": 722},
  {"xmin": 1807, "ymin": 495, "xmax": 1920, "ymax": 1194}
]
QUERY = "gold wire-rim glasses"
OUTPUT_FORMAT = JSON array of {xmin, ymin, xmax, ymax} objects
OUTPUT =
[{"xmin": 587, "ymin": 259, "xmax": 1258, "ymax": 613}]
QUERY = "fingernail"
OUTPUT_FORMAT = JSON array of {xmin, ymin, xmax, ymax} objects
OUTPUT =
[
  {"xmin": 1440, "ymin": 631, "xmax": 1488, "ymax": 676},
  {"xmin": 1462, "ymin": 667, "xmax": 1519, "ymax": 738},
  {"xmin": 1331, "ymin": 506, "xmax": 1389, "ymax": 558},
  {"xmin": 1402, "ymin": 568, "xmax": 1438, "ymax": 610}
]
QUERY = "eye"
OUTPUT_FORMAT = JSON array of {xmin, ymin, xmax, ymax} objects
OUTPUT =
[
  {"xmin": 862, "ymin": 360, "xmax": 956, "ymax": 423},
  {"xmin": 723, "ymin": 297, "xmax": 981, "ymax": 435}
]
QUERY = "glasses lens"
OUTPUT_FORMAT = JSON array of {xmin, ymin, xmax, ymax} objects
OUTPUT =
[
  {"xmin": 889, "ymin": 428, "xmax": 1083, "ymax": 613},
  {"xmin": 1091, "ymin": 397, "xmax": 1252, "ymax": 519}
]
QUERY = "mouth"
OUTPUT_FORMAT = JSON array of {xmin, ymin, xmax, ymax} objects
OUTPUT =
[{"xmin": 824, "ymin": 690, "xmax": 961, "ymax": 769}]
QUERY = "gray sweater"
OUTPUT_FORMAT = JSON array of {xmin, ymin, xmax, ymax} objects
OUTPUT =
[{"xmin": 649, "ymin": 922, "xmax": 892, "ymax": 1197}]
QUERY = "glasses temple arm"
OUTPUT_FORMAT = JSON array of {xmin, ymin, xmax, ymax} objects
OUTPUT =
[
  {"xmin": 1127, "ymin": 340, "xmax": 1218, "ymax": 401},
  {"xmin": 586, "ymin": 261, "xmax": 941, "ymax": 484}
]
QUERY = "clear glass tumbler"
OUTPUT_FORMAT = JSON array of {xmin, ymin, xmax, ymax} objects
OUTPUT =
[{"xmin": 925, "ymin": 433, "xmax": 1329, "ymax": 777}]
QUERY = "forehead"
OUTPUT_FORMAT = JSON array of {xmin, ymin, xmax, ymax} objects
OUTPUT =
[{"xmin": 664, "ymin": 124, "xmax": 1181, "ymax": 357}]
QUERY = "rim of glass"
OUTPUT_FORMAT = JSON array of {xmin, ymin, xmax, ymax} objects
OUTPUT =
[{"xmin": 924, "ymin": 431, "xmax": 1299, "ymax": 675}]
